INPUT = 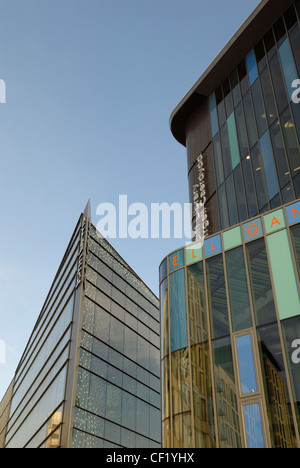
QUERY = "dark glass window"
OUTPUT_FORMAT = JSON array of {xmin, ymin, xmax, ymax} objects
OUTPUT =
[
  {"xmin": 213, "ymin": 337, "xmax": 241, "ymax": 448},
  {"xmin": 284, "ymin": 5, "xmax": 297, "ymax": 31},
  {"xmin": 281, "ymin": 316, "xmax": 300, "ymax": 434},
  {"xmin": 280, "ymin": 107, "xmax": 300, "ymax": 176},
  {"xmin": 223, "ymin": 77, "xmax": 233, "ymax": 117},
  {"xmin": 290, "ymin": 223, "xmax": 300, "ymax": 279},
  {"xmin": 213, "ymin": 134, "xmax": 225, "ymax": 187},
  {"xmin": 230, "ymin": 68, "xmax": 241, "ymax": 107},
  {"xmin": 235, "ymin": 102, "xmax": 249, "ymax": 158},
  {"xmin": 220, "ymin": 124, "xmax": 232, "ymax": 177},
  {"xmin": 257, "ymin": 324, "xmax": 297, "ymax": 448},
  {"xmin": 216, "ymin": 85, "xmax": 226, "ymax": 128},
  {"xmin": 206, "ymin": 254, "xmax": 230, "ymax": 339},
  {"xmin": 294, "ymin": 171, "xmax": 300, "ymax": 198},
  {"xmin": 282, "ymin": 182, "xmax": 295, "ymax": 204},
  {"xmin": 274, "ymin": 17, "xmax": 287, "ymax": 46},
  {"xmin": 242, "ymin": 157, "xmax": 258, "ymax": 218},
  {"xmin": 169, "ymin": 269, "xmax": 188, "ymax": 352},
  {"xmin": 238, "ymin": 60, "xmax": 249, "ymax": 96},
  {"xmin": 226, "ymin": 174, "xmax": 238, "ymax": 226},
  {"xmin": 187, "ymin": 262, "xmax": 208, "ymax": 345},
  {"xmin": 260, "ymin": 131, "xmax": 279, "ymax": 201},
  {"xmin": 269, "ymin": 53, "xmax": 289, "ymax": 113},
  {"xmin": 289, "ymin": 22, "xmax": 300, "ymax": 76},
  {"xmin": 260, "ymin": 67, "xmax": 278, "ymax": 126},
  {"xmin": 233, "ymin": 165, "xmax": 248, "ymax": 222},
  {"xmin": 218, "ymin": 183, "xmax": 230, "ymax": 230},
  {"xmin": 250, "ymin": 143, "xmax": 269, "ymax": 211},
  {"xmin": 269, "ymin": 119, "xmax": 292, "ymax": 189},
  {"xmin": 246, "ymin": 238, "xmax": 277, "ymax": 326},
  {"xmin": 255, "ymin": 40, "xmax": 266, "ymax": 72},
  {"xmin": 243, "ymin": 91, "xmax": 258, "ymax": 148},
  {"xmin": 206, "ymin": 192, "xmax": 220, "ymax": 235},
  {"xmin": 264, "ymin": 28, "xmax": 276, "ymax": 59},
  {"xmin": 226, "ymin": 246, "xmax": 252, "ymax": 332},
  {"xmin": 251, "ymin": 80, "xmax": 267, "ymax": 137}
]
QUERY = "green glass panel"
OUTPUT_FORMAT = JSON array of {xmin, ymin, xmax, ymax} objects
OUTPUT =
[
  {"xmin": 223, "ymin": 226, "xmax": 243, "ymax": 251},
  {"xmin": 227, "ymin": 113, "xmax": 240, "ymax": 170},
  {"xmin": 263, "ymin": 208, "xmax": 286, "ymax": 234},
  {"xmin": 266, "ymin": 230, "xmax": 300, "ymax": 320}
]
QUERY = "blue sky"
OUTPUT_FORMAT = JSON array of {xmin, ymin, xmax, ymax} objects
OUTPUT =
[{"xmin": 0, "ymin": 0, "xmax": 261, "ymax": 400}]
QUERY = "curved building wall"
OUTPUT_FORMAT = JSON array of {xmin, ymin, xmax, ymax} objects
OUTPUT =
[
  {"xmin": 160, "ymin": 201, "xmax": 300, "ymax": 448},
  {"xmin": 187, "ymin": 2, "xmax": 300, "ymax": 238}
]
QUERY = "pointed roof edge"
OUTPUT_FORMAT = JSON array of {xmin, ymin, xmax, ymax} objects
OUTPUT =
[{"xmin": 83, "ymin": 199, "xmax": 91, "ymax": 219}]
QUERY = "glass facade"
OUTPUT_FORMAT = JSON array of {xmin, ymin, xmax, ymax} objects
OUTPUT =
[
  {"xmin": 188, "ymin": 1, "xmax": 300, "ymax": 238},
  {"xmin": 0, "ymin": 206, "xmax": 161, "ymax": 448},
  {"xmin": 160, "ymin": 201, "xmax": 300, "ymax": 448}
]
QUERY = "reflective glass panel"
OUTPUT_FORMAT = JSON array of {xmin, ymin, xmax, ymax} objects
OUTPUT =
[
  {"xmin": 279, "ymin": 38, "xmax": 298, "ymax": 101},
  {"xmin": 269, "ymin": 119, "xmax": 292, "ymax": 189},
  {"xmin": 251, "ymin": 80, "xmax": 267, "ymax": 137},
  {"xmin": 227, "ymin": 113, "xmax": 240, "ymax": 169},
  {"xmin": 206, "ymin": 254, "xmax": 230, "ymax": 339},
  {"xmin": 290, "ymin": 223, "xmax": 300, "ymax": 278},
  {"xmin": 246, "ymin": 238, "xmax": 277, "ymax": 326},
  {"xmin": 243, "ymin": 404, "xmax": 265, "ymax": 448},
  {"xmin": 235, "ymin": 102, "xmax": 249, "ymax": 158},
  {"xmin": 226, "ymin": 247, "xmax": 252, "ymax": 332},
  {"xmin": 260, "ymin": 131, "xmax": 279, "ymax": 201},
  {"xmin": 269, "ymin": 52, "xmax": 289, "ymax": 113},
  {"xmin": 280, "ymin": 107, "xmax": 300, "ymax": 177},
  {"xmin": 246, "ymin": 49, "xmax": 258, "ymax": 86},
  {"xmin": 257, "ymin": 324, "xmax": 297, "ymax": 448},
  {"xmin": 187, "ymin": 262, "xmax": 208, "ymax": 345},
  {"xmin": 209, "ymin": 93, "xmax": 219, "ymax": 138},
  {"xmin": 250, "ymin": 143, "xmax": 269, "ymax": 211},
  {"xmin": 242, "ymin": 157, "xmax": 258, "ymax": 219},
  {"xmin": 160, "ymin": 278, "xmax": 169, "ymax": 358},
  {"xmin": 236, "ymin": 334, "xmax": 258, "ymax": 395},
  {"xmin": 213, "ymin": 338, "xmax": 241, "ymax": 448},
  {"xmin": 243, "ymin": 91, "xmax": 258, "ymax": 148},
  {"xmin": 281, "ymin": 316, "xmax": 300, "ymax": 435},
  {"xmin": 169, "ymin": 269, "xmax": 188, "ymax": 352}
]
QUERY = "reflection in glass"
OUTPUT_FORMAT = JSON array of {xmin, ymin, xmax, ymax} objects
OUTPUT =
[
  {"xmin": 206, "ymin": 255, "xmax": 230, "ymax": 339},
  {"xmin": 236, "ymin": 335, "xmax": 258, "ymax": 395},
  {"xmin": 243, "ymin": 404, "xmax": 265, "ymax": 448},
  {"xmin": 269, "ymin": 119, "xmax": 292, "ymax": 189},
  {"xmin": 213, "ymin": 338, "xmax": 241, "ymax": 448},
  {"xmin": 160, "ymin": 278, "xmax": 169, "ymax": 358},
  {"xmin": 281, "ymin": 107, "xmax": 300, "ymax": 177},
  {"xmin": 290, "ymin": 223, "xmax": 300, "ymax": 279},
  {"xmin": 246, "ymin": 238, "xmax": 277, "ymax": 326},
  {"xmin": 250, "ymin": 143, "xmax": 270, "ymax": 211},
  {"xmin": 242, "ymin": 157, "xmax": 258, "ymax": 219},
  {"xmin": 257, "ymin": 324, "xmax": 297, "ymax": 448},
  {"xmin": 226, "ymin": 246, "xmax": 252, "ymax": 332},
  {"xmin": 281, "ymin": 316, "xmax": 300, "ymax": 435},
  {"xmin": 169, "ymin": 270, "xmax": 188, "ymax": 352},
  {"xmin": 187, "ymin": 263, "xmax": 208, "ymax": 345}
]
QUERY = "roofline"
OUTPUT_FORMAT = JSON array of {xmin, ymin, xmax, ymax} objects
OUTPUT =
[{"xmin": 170, "ymin": 0, "xmax": 295, "ymax": 147}]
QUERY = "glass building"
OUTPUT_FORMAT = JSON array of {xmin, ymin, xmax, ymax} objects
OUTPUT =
[
  {"xmin": 0, "ymin": 202, "xmax": 161, "ymax": 448},
  {"xmin": 162, "ymin": 0, "xmax": 300, "ymax": 448}
]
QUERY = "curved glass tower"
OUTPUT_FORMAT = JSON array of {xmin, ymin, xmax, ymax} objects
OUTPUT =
[{"xmin": 162, "ymin": 0, "xmax": 300, "ymax": 449}]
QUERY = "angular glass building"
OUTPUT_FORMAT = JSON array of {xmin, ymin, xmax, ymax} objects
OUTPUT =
[
  {"xmin": 161, "ymin": 0, "xmax": 300, "ymax": 449},
  {"xmin": 0, "ymin": 202, "xmax": 161, "ymax": 448}
]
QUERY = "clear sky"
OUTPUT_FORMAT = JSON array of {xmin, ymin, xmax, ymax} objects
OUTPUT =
[{"xmin": 0, "ymin": 0, "xmax": 261, "ymax": 400}]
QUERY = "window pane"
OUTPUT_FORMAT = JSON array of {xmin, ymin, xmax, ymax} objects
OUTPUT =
[
  {"xmin": 280, "ymin": 106, "xmax": 300, "ymax": 176},
  {"xmin": 289, "ymin": 21, "xmax": 300, "ymax": 75},
  {"xmin": 251, "ymin": 80, "xmax": 267, "ymax": 137},
  {"xmin": 169, "ymin": 269, "xmax": 188, "ymax": 352},
  {"xmin": 242, "ymin": 157, "xmax": 258, "ymax": 218},
  {"xmin": 257, "ymin": 324, "xmax": 297, "ymax": 448},
  {"xmin": 279, "ymin": 38, "xmax": 298, "ymax": 101},
  {"xmin": 213, "ymin": 338, "xmax": 241, "ymax": 448},
  {"xmin": 187, "ymin": 262, "xmax": 208, "ymax": 345},
  {"xmin": 243, "ymin": 404, "xmax": 265, "ymax": 448},
  {"xmin": 260, "ymin": 131, "xmax": 279, "ymax": 200},
  {"xmin": 290, "ymin": 223, "xmax": 300, "ymax": 278},
  {"xmin": 206, "ymin": 255, "xmax": 230, "ymax": 339},
  {"xmin": 226, "ymin": 247, "xmax": 252, "ymax": 332},
  {"xmin": 209, "ymin": 93, "xmax": 219, "ymax": 138},
  {"xmin": 227, "ymin": 113, "xmax": 241, "ymax": 169},
  {"xmin": 281, "ymin": 316, "xmax": 300, "ymax": 435},
  {"xmin": 250, "ymin": 143, "xmax": 269, "ymax": 211},
  {"xmin": 243, "ymin": 91, "xmax": 258, "ymax": 148},
  {"xmin": 246, "ymin": 49, "xmax": 258, "ymax": 86},
  {"xmin": 269, "ymin": 119, "xmax": 292, "ymax": 188},
  {"xmin": 226, "ymin": 174, "xmax": 238, "ymax": 226},
  {"xmin": 233, "ymin": 165, "xmax": 248, "ymax": 222},
  {"xmin": 160, "ymin": 278, "xmax": 169, "ymax": 358},
  {"xmin": 260, "ymin": 66, "xmax": 277, "ymax": 125},
  {"xmin": 218, "ymin": 183, "xmax": 230, "ymax": 230},
  {"xmin": 269, "ymin": 52, "xmax": 289, "ymax": 113},
  {"xmin": 220, "ymin": 123, "xmax": 232, "ymax": 177},
  {"xmin": 236, "ymin": 334, "xmax": 257, "ymax": 394},
  {"xmin": 213, "ymin": 133, "xmax": 224, "ymax": 187},
  {"xmin": 266, "ymin": 230, "xmax": 300, "ymax": 320},
  {"xmin": 235, "ymin": 102, "xmax": 249, "ymax": 158},
  {"xmin": 246, "ymin": 238, "xmax": 277, "ymax": 326}
]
